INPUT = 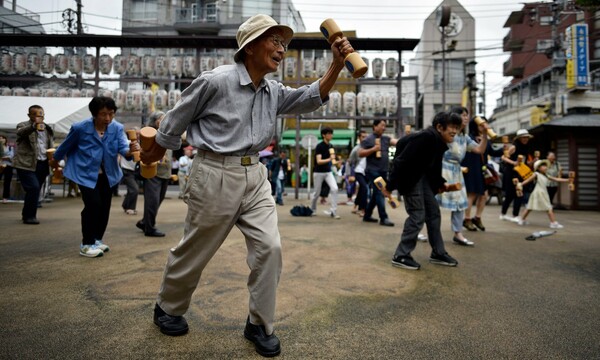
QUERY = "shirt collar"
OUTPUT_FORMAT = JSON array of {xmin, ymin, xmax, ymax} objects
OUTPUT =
[{"xmin": 236, "ymin": 62, "xmax": 268, "ymax": 92}]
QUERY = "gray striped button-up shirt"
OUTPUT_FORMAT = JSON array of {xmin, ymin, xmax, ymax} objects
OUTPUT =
[{"xmin": 156, "ymin": 62, "xmax": 324, "ymax": 156}]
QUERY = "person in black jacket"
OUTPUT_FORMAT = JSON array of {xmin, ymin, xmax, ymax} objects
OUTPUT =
[{"xmin": 383, "ymin": 111, "xmax": 462, "ymax": 270}]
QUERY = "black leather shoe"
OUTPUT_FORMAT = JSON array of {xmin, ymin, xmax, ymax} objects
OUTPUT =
[
  {"xmin": 145, "ymin": 230, "xmax": 165, "ymax": 237},
  {"xmin": 153, "ymin": 303, "xmax": 188, "ymax": 336},
  {"xmin": 363, "ymin": 217, "xmax": 378, "ymax": 223},
  {"xmin": 380, "ymin": 218, "xmax": 395, "ymax": 227},
  {"xmin": 135, "ymin": 220, "xmax": 144, "ymax": 232},
  {"xmin": 244, "ymin": 317, "xmax": 281, "ymax": 357},
  {"xmin": 23, "ymin": 218, "xmax": 40, "ymax": 225}
]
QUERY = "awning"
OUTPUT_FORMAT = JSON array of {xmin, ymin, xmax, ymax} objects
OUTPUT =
[{"xmin": 279, "ymin": 129, "xmax": 355, "ymax": 147}]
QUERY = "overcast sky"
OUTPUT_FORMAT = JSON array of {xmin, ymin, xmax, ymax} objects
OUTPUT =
[{"xmin": 13, "ymin": 0, "xmax": 531, "ymax": 117}]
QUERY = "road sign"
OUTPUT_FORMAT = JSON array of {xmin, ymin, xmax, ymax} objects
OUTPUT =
[{"xmin": 301, "ymin": 134, "xmax": 318, "ymax": 150}]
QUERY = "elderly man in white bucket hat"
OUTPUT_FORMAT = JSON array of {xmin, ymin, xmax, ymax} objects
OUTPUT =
[
  {"xmin": 141, "ymin": 13, "xmax": 354, "ymax": 357},
  {"xmin": 499, "ymin": 128, "xmax": 537, "ymax": 223}
]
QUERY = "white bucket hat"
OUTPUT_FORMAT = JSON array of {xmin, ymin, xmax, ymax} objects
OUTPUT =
[
  {"xmin": 515, "ymin": 129, "xmax": 533, "ymax": 139},
  {"xmin": 234, "ymin": 14, "xmax": 293, "ymax": 63}
]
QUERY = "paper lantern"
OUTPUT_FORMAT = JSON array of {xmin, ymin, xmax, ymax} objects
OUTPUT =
[
  {"xmin": 12, "ymin": 53, "xmax": 27, "ymax": 74},
  {"xmin": 12, "ymin": 87, "xmax": 25, "ymax": 96},
  {"xmin": 168, "ymin": 89, "xmax": 181, "ymax": 109},
  {"xmin": 26, "ymin": 88, "xmax": 41, "ymax": 97},
  {"xmin": 183, "ymin": 56, "xmax": 197, "ymax": 77},
  {"xmin": 27, "ymin": 53, "xmax": 41, "ymax": 74},
  {"xmin": 343, "ymin": 91, "xmax": 356, "ymax": 115},
  {"xmin": 284, "ymin": 57, "xmax": 296, "ymax": 79},
  {"xmin": 68, "ymin": 55, "xmax": 82, "ymax": 74},
  {"xmin": 1, "ymin": 53, "xmax": 13, "ymax": 73},
  {"xmin": 54, "ymin": 54, "xmax": 68, "ymax": 74},
  {"xmin": 113, "ymin": 55, "xmax": 126, "ymax": 75},
  {"xmin": 57, "ymin": 88, "xmax": 69, "ymax": 97},
  {"xmin": 83, "ymin": 54, "xmax": 96, "ymax": 74},
  {"xmin": 315, "ymin": 57, "xmax": 327, "ymax": 77},
  {"xmin": 199, "ymin": 56, "xmax": 213, "ymax": 73},
  {"xmin": 371, "ymin": 58, "xmax": 383, "ymax": 79},
  {"xmin": 83, "ymin": 89, "xmax": 95, "ymax": 97},
  {"xmin": 361, "ymin": 57, "xmax": 369, "ymax": 78},
  {"xmin": 127, "ymin": 55, "xmax": 141, "ymax": 76},
  {"xmin": 385, "ymin": 58, "xmax": 398, "ymax": 79},
  {"xmin": 68, "ymin": 89, "xmax": 81, "ymax": 97},
  {"xmin": 126, "ymin": 90, "xmax": 143, "ymax": 112},
  {"xmin": 356, "ymin": 92, "xmax": 371, "ymax": 114},
  {"xmin": 99, "ymin": 55, "xmax": 112, "ymax": 75},
  {"xmin": 373, "ymin": 92, "xmax": 385, "ymax": 114},
  {"xmin": 386, "ymin": 92, "xmax": 398, "ymax": 114},
  {"xmin": 41, "ymin": 88, "xmax": 55, "ymax": 97},
  {"xmin": 100, "ymin": 89, "xmax": 113, "ymax": 98},
  {"xmin": 142, "ymin": 90, "xmax": 153, "ymax": 109},
  {"xmin": 142, "ymin": 55, "xmax": 155, "ymax": 76},
  {"xmin": 154, "ymin": 89, "xmax": 168, "ymax": 110},
  {"xmin": 168, "ymin": 56, "xmax": 182, "ymax": 77},
  {"xmin": 0, "ymin": 87, "xmax": 12, "ymax": 96},
  {"xmin": 113, "ymin": 89, "xmax": 127, "ymax": 108},
  {"xmin": 328, "ymin": 90, "xmax": 342, "ymax": 114},
  {"xmin": 155, "ymin": 55, "xmax": 168, "ymax": 76},
  {"xmin": 41, "ymin": 54, "xmax": 54, "ymax": 74},
  {"xmin": 302, "ymin": 58, "xmax": 313, "ymax": 78}
]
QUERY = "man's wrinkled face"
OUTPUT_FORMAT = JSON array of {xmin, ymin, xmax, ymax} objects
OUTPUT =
[{"xmin": 248, "ymin": 29, "xmax": 287, "ymax": 73}]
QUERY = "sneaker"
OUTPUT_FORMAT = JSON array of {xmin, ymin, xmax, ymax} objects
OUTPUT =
[
  {"xmin": 517, "ymin": 219, "xmax": 529, "ymax": 226},
  {"xmin": 549, "ymin": 222, "xmax": 564, "ymax": 229},
  {"xmin": 472, "ymin": 217, "xmax": 486, "ymax": 231},
  {"xmin": 95, "ymin": 240, "xmax": 110, "ymax": 252},
  {"xmin": 453, "ymin": 236, "xmax": 474, "ymax": 246},
  {"xmin": 80, "ymin": 244, "xmax": 104, "ymax": 258},
  {"xmin": 499, "ymin": 214, "xmax": 513, "ymax": 221},
  {"xmin": 429, "ymin": 252, "xmax": 458, "ymax": 267},
  {"xmin": 463, "ymin": 219, "xmax": 477, "ymax": 231},
  {"xmin": 391, "ymin": 256, "xmax": 421, "ymax": 270},
  {"xmin": 510, "ymin": 216, "xmax": 522, "ymax": 223},
  {"xmin": 323, "ymin": 210, "xmax": 341, "ymax": 219},
  {"xmin": 417, "ymin": 233, "xmax": 428, "ymax": 242}
]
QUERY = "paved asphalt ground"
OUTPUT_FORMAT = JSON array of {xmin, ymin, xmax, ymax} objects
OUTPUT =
[{"xmin": 1, "ymin": 186, "xmax": 599, "ymax": 359}]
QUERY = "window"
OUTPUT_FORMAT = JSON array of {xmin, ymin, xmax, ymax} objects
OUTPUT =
[
  {"xmin": 131, "ymin": 0, "xmax": 158, "ymax": 21},
  {"xmin": 537, "ymin": 39, "xmax": 553, "ymax": 53},
  {"xmin": 242, "ymin": 1, "xmax": 272, "ymax": 18},
  {"xmin": 433, "ymin": 59, "xmax": 465, "ymax": 91}
]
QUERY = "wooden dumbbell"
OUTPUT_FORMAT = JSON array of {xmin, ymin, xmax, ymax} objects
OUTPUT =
[
  {"xmin": 473, "ymin": 116, "xmax": 497, "ymax": 139},
  {"xmin": 373, "ymin": 176, "xmax": 399, "ymax": 209},
  {"xmin": 513, "ymin": 178, "xmax": 523, "ymax": 197},
  {"xmin": 375, "ymin": 138, "xmax": 381, "ymax": 158},
  {"xmin": 139, "ymin": 127, "xmax": 158, "ymax": 178},
  {"xmin": 320, "ymin": 18, "xmax": 368, "ymax": 78},
  {"xmin": 126, "ymin": 129, "xmax": 141, "ymax": 162},
  {"xmin": 329, "ymin": 147, "xmax": 337, "ymax": 165}
]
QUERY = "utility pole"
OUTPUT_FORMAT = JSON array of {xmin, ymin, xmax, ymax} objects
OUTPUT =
[
  {"xmin": 481, "ymin": 71, "xmax": 486, "ymax": 117},
  {"xmin": 76, "ymin": 0, "xmax": 83, "ymax": 35}
]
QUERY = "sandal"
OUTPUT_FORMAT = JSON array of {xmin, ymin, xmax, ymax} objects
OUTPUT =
[{"xmin": 125, "ymin": 209, "xmax": 137, "ymax": 215}]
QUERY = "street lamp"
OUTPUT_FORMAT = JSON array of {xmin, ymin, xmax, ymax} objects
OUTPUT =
[{"xmin": 466, "ymin": 60, "xmax": 477, "ymax": 116}]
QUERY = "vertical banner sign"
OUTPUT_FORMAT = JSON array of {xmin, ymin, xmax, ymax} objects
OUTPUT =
[
  {"xmin": 565, "ymin": 26, "xmax": 574, "ymax": 89},
  {"xmin": 568, "ymin": 24, "xmax": 590, "ymax": 89}
]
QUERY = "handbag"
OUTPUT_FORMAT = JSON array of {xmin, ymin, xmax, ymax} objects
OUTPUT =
[{"xmin": 481, "ymin": 155, "xmax": 499, "ymax": 185}]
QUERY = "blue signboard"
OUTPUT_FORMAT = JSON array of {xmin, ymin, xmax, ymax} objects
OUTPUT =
[{"xmin": 573, "ymin": 24, "xmax": 589, "ymax": 87}]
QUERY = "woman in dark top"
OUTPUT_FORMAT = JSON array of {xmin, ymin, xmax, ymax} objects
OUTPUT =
[{"xmin": 461, "ymin": 116, "xmax": 504, "ymax": 231}]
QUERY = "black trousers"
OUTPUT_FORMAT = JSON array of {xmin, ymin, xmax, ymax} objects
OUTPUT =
[
  {"xmin": 79, "ymin": 172, "xmax": 112, "ymax": 245},
  {"xmin": 16, "ymin": 160, "xmax": 49, "ymax": 220},
  {"xmin": 141, "ymin": 177, "xmax": 168, "ymax": 233}
]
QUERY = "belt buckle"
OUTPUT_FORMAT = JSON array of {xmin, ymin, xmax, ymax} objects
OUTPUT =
[{"xmin": 241, "ymin": 156, "xmax": 252, "ymax": 166}]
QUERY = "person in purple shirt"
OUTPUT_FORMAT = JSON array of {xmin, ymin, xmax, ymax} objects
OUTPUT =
[{"xmin": 53, "ymin": 97, "xmax": 139, "ymax": 258}]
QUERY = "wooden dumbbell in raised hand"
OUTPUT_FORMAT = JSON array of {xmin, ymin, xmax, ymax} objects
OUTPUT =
[
  {"xmin": 473, "ymin": 116, "xmax": 497, "ymax": 139},
  {"xmin": 320, "ymin": 18, "xmax": 368, "ymax": 78},
  {"xmin": 126, "ymin": 129, "xmax": 141, "ymax": 162},
  {"xmin": 568, "ymin": 171, "xmax": 576, "ymax": 191}
]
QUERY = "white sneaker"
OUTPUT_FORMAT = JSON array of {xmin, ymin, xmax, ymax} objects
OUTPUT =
[
  {"xmin": 499, "ymin": 214, "xmax": 513, "ymax": 221},
  {"xmin": 549, "ymin": 222, "xmax": 564, "ymax": 229},
  {"xmin": 323, "ymin": 210, "xmax": 341, "ymax": 219},
  {"xmin": 510, "ymin": 216, "xmax": 522, "ymax": 223},
  {"xmin": 518, "ymin": 219, "xmax": 529, "ymax": 226},
  {"xmin": 95, "ymin": 240, "xmax": 110, "ymax": 252},
  {"xmin": 417, "ymin": 233, "xmax": 428, "ymax": 242},
  {"xmin": 80, "ymin": 244, "xmax": 104, "ymax": 258}
]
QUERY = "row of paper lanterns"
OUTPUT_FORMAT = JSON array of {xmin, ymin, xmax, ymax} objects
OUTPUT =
[
  {"xmin": 0, "ymin": 87, "xmax": 182, "ymax": 111},
  {"xmin": 315, "ymin": 90, "xmax": 399, "ymax": 115},
  {"xmin": 0, "ymin": 52, "xmax": 400, "ymax": 79}
]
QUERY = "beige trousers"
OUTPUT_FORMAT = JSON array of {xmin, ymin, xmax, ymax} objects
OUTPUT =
[{"xmin": 157, "ymin": 151, "xmax": 281, "ymax": 335}]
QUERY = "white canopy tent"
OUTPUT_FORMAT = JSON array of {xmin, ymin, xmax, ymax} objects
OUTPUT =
[{"xmin": 0, "ymin": 96, "xmax": 93, "ymax": 137}]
